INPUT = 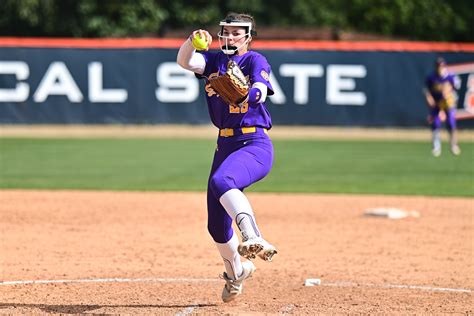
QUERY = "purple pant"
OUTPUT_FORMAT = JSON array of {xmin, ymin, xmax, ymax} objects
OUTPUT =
[
  {"xmin": 431, "ymin": 107, "xmax": 457, "ymax": 131},
  {"xmin": 207, "ymin": 128, "xmax": 274, "ymax": 243}
]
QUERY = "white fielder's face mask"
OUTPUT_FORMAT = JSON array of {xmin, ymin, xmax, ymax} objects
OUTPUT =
[{"xmin": 217, "ymin": 21, "xmax": 253, "ymax": 55}]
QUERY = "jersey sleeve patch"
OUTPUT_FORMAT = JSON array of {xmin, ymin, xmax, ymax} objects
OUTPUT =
[{"xmin": 260, "ymin": 70, "xmax": 270, "ymax": 82}]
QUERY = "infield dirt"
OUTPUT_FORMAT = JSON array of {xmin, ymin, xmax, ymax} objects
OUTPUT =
[{"xmin": 1, "ymin": 190, "xmax": 472, "ymax": 314}]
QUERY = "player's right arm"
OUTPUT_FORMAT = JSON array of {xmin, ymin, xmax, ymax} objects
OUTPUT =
[
  {"xmin": 176, "ymin": 30, "xmax": 212, "ymax": 75},
  {"xmin": 424, "ymin": 88, "xmax": 436, "ymax": 108},
  {"xmin": 424, "ymin": 77, "xmax": 436, "ymax": 108}
]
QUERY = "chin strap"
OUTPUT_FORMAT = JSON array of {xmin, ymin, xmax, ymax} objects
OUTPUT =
[{"xmin": 218, "ymin": 33, "xmax": 252, "ymax": 55}]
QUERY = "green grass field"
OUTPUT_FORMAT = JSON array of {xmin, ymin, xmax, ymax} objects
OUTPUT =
[{"xmin": 0, "ymin": 138, "xmax": 472, "ymax": 197}]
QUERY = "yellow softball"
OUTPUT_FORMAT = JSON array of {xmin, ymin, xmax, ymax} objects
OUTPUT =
[{"xmin": 192, "ymin": 33, "xmax": 208, "ymax": 50}]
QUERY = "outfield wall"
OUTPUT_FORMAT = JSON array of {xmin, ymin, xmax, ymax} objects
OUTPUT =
[{"xmin": 0, "ymin": 38, "xmax": 473, "ymax": 127}]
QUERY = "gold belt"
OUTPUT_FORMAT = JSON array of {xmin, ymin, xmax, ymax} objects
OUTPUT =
[{"xmin": 219, "ymin": 127, "xmax": 268, "ymax": 137}]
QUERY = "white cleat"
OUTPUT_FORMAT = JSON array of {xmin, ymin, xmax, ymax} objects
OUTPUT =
[
  {"xmin": 450, "ymin": 145, "xmax": 461, "ymax": 156},
  {"xmin": 432, "ymin": 147, "xmax": 441, "ymax": 157},
  {"xmin": 221, "ymin": 260, "xmax": 256, "ymax": 303},
  {"xmin": 238, "ymin": 236, "xmax": 278, "ymax": 261},
  {"xmin": 258, "ymin": 243, "xmax": 278, "ymax": 262}
]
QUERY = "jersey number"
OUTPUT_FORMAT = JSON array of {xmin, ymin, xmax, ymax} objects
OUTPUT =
[{"xmin": 229, "ymin": 102, "xmax": 248, "ymax": 114}]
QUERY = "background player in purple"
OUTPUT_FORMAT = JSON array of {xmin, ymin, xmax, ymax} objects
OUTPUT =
[
  {"xmin": 424, "ymin": 57, "xmax": 461, "ymax": 157},
  {"xmin": 177, "ymin": 12, "xmax": 277, "ymax": 302}
]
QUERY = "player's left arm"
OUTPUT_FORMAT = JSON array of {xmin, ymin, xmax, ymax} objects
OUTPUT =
[
  {"xmin": 241, "ymin": 55, "xmax": 274, "ymax": 107},
  {"xmin": 449, "ymin": 73, "xmax": 461, "ymax": 90}
]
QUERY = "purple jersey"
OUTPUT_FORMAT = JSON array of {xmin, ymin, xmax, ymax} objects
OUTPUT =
[
  {"xmin": 426, "ymin": 72, "xmax": 456, "ymax": 109},
  {"xmin": 197, "ymin": 50, "xmax": 274, "ymax": 129}
]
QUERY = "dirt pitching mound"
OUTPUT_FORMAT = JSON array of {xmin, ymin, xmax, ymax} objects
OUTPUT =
[{"xmin": 1, "ymin": 190, "xmax": 472, "ymax": 314}]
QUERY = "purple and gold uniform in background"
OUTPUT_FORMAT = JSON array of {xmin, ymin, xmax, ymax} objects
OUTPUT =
[
  {"xmin": 425, "ymin": 71, "xmax": 457, "ymax": 130},
  {"xmin": 196, "ymin": 50, "xmax": 274, "ymax": 243}
]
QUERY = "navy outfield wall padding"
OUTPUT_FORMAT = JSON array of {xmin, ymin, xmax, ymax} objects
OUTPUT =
[{"xmin": 0, "ymin": 44, "xmax": 473, "ymax": 127}]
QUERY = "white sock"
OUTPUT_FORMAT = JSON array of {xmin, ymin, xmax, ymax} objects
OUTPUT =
[
  {"xmin": 448, "ymin": 131, "xmax": 457, "ymax": 148},
  {"xmin": 432, "ymin": 129, "xmax": 441, "ymax": 150},
  {"xmin": 219, "ymin": 189, "xmax": 261, "ymax": 240},
  {"xmin": 215, "ymin": 232, "xmax": 242, "ymax": 280}
]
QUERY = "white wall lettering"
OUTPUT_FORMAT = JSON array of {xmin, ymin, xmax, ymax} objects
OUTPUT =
[
  {"xmin": 0, "ymin": 61, "xmax": 29, "ymax": 102},
  {"xmin": 326, "ymin": 65, "xmax": 367, "ymax": 106},
  {"xmin": 88, "ymin": 62, "xmax": 127, "ymax": 103},
  {"xmin": 33, "ymin": 62, "xmax": 83, "ymax": 102}
]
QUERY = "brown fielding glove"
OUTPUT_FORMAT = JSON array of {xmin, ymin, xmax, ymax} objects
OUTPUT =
[{"xmin": 209, "ymin": 60, "xmax": 249, "ymax": 105}]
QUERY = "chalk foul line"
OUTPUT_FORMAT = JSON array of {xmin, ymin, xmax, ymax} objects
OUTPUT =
[
  {"xmin": 320, "ymin": 281, "xmax": 471, "ymax": 294},
  {"xmin": 0, "ymin": 277, "xmax": 471, "ymax": 293},
  {"xmin": 0, "ymin": 277, "xmax": 220, "ymax": 286}
]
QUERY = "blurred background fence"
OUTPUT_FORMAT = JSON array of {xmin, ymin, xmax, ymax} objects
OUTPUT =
[
  {"xmin": 1, "ymin": 40, "xmax": 473, "ymax": 127},
  {"xmin": 0, "ymin": 0, "xmax": 473, "ymax": 127}
]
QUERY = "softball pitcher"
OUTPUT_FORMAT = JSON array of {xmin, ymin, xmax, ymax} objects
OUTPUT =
[
  {"xmin": 424, "ymin": 57, "xmax": 461, "ymax": 157},
  {"xmin": 177, "ymin": 12, "xmax": 277, "ymax": 302}
]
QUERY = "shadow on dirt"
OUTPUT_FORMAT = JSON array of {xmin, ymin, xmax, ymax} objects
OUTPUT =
[{"xmin": 0, "ymin": 302, "xmax": 217, "ymax": 314}]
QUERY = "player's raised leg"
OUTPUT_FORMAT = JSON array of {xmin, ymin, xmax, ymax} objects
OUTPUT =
[
  {"xmin": 219, "ymin": 189, "xmax": 277, "ymax": 261},
  {"xmin": 209, "ymin": 141, "xmax": 277, "ymax": 261}
]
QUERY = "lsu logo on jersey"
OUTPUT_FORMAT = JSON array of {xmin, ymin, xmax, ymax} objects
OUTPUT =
[{"xmin": 260, "ymin": 70, "xmax": 270, "ymax": 82}]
